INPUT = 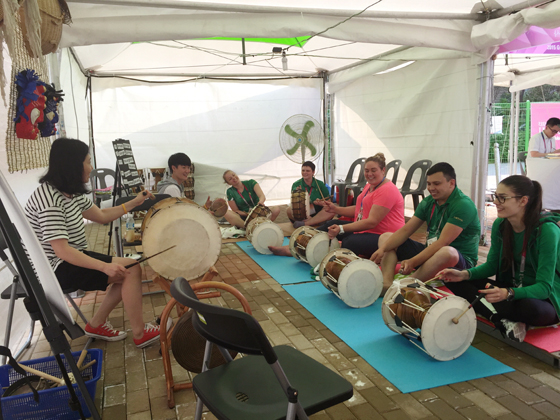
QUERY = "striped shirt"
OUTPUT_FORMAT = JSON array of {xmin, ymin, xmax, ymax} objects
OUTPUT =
[{"xmin": 25, "ymin": 183, "xmax": 93, "ymax": 271}]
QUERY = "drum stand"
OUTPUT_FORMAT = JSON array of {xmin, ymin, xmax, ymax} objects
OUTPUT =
[{"xmin": 158, "ymin": 280, "xmax": 252, "ymax": 409}]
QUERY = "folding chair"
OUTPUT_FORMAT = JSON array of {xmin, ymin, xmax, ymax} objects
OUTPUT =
[
  {"xmin": 170, "ymin": 277, "xmax": 353, "ymax": 420},
  {"xmin": 90, "ymin": 168, "xmax": 116, "ymax": 207},
  {"xmin": 385, "ymin": 159, "xmax": 402, "ymax": 185},
  {"xmin": 331, "ymin": 158, "xmax": 366, "ymax": 206},
  {"xmin": 399, "ymin": 159, "xmax": 432, "ymax": 210}
]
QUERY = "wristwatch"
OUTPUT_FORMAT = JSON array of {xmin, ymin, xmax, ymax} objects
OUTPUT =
[
  {"xmin": 338, "ymin": 225, "xmax": 345, "ymax": 235},
  {"xmin": 506, "ymin": 287, "xmax": 515, "ymax": 302}
]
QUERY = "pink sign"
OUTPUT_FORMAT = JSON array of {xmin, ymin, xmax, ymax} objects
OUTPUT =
[
  {"xmin": 530, "ymin": 103, "xmax": 560, "ymax": 149},
  {"xmin": 498, "ymin": 26, "xmax": 560, "ymax": 54}
]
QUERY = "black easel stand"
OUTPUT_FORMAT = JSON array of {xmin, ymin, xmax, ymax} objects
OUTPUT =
[
  {"xmin": 0, "ymin": 200, "xmax": 101, "ymax": 420},
  {"xmin": 107, "ymin": 162, "xmax": 128, "ymax": 256}
]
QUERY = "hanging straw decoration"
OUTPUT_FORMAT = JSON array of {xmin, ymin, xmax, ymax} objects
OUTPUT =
[{"xmin": 5, "ymin": 6, "xmax": 52, "ymax": 172}]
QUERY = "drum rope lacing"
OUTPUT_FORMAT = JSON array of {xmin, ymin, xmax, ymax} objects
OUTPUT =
[{"xmin": 384, "ymin": 280, "xmax": 456, "ymax": 357}]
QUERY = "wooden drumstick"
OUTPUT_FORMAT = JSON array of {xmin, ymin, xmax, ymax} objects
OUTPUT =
[{"xmin": 452, "ymin": 284, "xmax": 494, "ymax": 324}]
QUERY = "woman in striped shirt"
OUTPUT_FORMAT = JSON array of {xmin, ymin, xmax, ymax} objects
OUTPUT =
[{"xmin": 26, "ymin": 138, "xmax": 159, "ymax": 348}]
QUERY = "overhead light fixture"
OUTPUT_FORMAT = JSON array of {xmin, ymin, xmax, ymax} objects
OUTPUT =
[
  {"xmin": 282, "ymin": 51, "xmax": 288, "ymax": 71},
  {"xmin": 272, "ymin": 47, "xmax": 282, "ymax": 54}
]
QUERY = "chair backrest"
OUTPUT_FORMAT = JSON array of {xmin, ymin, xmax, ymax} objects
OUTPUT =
[
  {"xmin": 518, "ymin": 151, "xmax": 528, "ymax": 176},
  {"xmin": 385, "ymin": 159, "xmax": 402, "ymax": 185},
  {"xmin": 171, "ymin": 277, "xmax": 278, "ymax": 364},
  {"xmin": 400, "ymin": 160, "xmax": 432, "ymax": 192},
  {"xmin": 90, "ymin": 168, "xmax": 116, "ymax": 190},
  {"xmin": 343, "ymin": 158, "xmax": 366, "ymax": 185}
]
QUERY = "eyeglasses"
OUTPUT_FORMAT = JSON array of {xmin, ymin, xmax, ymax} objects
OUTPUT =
[
  {"xmin": 548, "ymin": 126, "xmax": 560, "ymax": 134},
  {"xmin": 491, "ymin": 193, "xmax": 522, "ymax": 204}
]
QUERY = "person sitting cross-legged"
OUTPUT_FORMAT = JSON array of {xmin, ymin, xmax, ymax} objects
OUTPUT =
[
  {"xmin": 438, "ymin": 175, "xmax": 560, "ymax": 343},
  {"xmin": 370, "ymin": 162, "xmax": 480, "ymax": 295}
]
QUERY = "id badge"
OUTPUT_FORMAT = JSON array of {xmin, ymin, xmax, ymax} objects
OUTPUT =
[
  {"xmin": 426, "ymin": 235, "xmax": 437, "ymax": 247},
  {"xmin": 356, "ymin": 211, "xmax": 363, "ymax": 221}
]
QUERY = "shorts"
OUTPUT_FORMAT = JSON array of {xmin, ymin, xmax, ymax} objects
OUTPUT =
[
  {"xmin": 395, "ymin": 239, "xmax": 473, "ymax": 270},
  {"xmin": 55, "ymin": 250, "xmax": 112, "ymax": 292}
]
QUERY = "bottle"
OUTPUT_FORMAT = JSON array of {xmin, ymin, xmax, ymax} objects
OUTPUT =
[{"xmin": 125, "ymin": 213, "xmax": 135, "ymax": 242}]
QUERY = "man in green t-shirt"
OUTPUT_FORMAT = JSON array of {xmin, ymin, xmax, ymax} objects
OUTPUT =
[
  {"xmin": 371, "ymin": 162, "xmax": 481, "ymax": 293},
  {"xmin": 287, "ymin": 161, "xmax": 333, "ymax": 228}
]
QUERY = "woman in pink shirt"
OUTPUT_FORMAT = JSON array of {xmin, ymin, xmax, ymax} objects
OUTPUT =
[{"xmin": 321, "ymin": 153, "xmax": 405, "ymax": 257}]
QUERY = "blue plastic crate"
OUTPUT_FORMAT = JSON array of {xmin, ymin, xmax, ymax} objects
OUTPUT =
[{"xmin": 0, "ymin": 349, "xmax": 103, "ymax": 420}]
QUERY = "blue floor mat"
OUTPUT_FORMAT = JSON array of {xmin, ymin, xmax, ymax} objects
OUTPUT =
[
  {"xmin": 237, "ymin": 239, "xmax": 315, "ymax": 285},
  {"xmin": 283, "ymin": 282, "xmax": 514, "ymax": 393}
]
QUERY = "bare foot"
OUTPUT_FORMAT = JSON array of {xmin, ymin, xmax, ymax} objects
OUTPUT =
[{"xmin": 268, "ymin": 245, "xmax": 291, "ymax": 256}]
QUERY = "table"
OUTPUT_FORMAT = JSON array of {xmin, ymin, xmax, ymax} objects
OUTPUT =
[{"xmin": 526, "ymin": 157, "xmax": 560, "ymax": 210}]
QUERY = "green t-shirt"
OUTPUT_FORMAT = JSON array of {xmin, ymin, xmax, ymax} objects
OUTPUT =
[
  {"xmin": 226, "ymin": 179, "xmax": 259, "ymax": 213},
  {"xmin": 291, "ymin": 178, "xmax": 330, "ymax": 214},
  {"xmin": 468, "ymin": 216, "xmax": 560, "ymax": 315},
  {"xmin": 414, "ymin": 186, "xmax": 480, "ymax": 267}
]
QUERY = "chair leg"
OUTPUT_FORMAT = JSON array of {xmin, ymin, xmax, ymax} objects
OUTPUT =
[
  {"xmin": 413, "ymin": 194, "xmax": 419, "ymax": 211},
  {"xmin": 2, "ymin": 279, "xmax": 18, "ymax": 365},
  {"xmin": 339, "ymin": 188, "xmax": 348, "ymax": 208}
]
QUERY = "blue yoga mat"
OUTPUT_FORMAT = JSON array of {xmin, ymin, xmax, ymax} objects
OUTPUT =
[
  {"xmin": 284, "ymin": 282, "xmax": 514, "ymax": 393},
  {"xmin": 237, "ymin": 239, "xmax": 315, "ymax": 285}
]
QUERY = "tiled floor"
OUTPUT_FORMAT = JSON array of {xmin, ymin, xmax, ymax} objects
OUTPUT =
[{"xmin": 16, "ymin": 209, "xmax": 560, "ymax": 420}]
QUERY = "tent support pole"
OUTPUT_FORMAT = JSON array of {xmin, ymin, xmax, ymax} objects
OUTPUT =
[
  {"xmin": 512, "ymin": 91, "xmax": 521, "ymax": 175},
  {"xmin": 472, "ymin": 59, "xmax": 493, "ymax": 245},
  {"xmin": 508, "ymin": 88, "xmax": 516, "ymax": 175}
]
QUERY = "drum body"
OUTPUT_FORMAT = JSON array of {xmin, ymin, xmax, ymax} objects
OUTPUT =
[
  {"xmin": 318, "ymin": 249, "xmax": 383, "ymax": 308},
  {"xmin": 289, "ymin": 226, "xmax": 340, "ymax": 268},
  {"xmin": 382, "ymin": 278, "xmax": 476, "ymax": 361},
  {"xmin": 141, "ymin": 199, "xmax": 221, "ymax": 280},
  {"xmin": 246, "ymin": 217, "xmax": 284, "ymax": 255},
  {"xmin": 244, "ymin": 204, "xmax": 272, "ymax": 229},
  {"xmin": 209, "ymin": 198, "xmax": 228, "ymax": 218},
  {"xmin": 291, "ymin": 190, "xmax": 310, "ymax": 221}
]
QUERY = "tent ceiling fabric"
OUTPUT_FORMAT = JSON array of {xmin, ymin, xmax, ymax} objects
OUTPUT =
[{"xmin": 61, "ymin": 0, "xmax": 555, "ymax": 81}]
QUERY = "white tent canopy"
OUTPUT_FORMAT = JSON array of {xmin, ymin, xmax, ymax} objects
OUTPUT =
[{"xmin": 51, "ymin": 0, "xmax": 560, "ymax": 210}]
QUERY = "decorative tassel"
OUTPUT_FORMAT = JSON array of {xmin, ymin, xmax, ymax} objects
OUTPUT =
[
  {"xmin": 21, "ymin": 0, "xmax": 42, "ymax": 58},
  {"xmin": 1, "ymin": 0, "xmax": 22, "ymax": 57}
]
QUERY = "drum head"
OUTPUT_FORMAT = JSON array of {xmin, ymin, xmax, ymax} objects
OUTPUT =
[
  {"xmin": 421, "ymin": 295, "xmax": 476, "ymax": 361},
  {"xmin": 382, "ymin": 278, "xmax": 430, "ymax": 334},
  {"xmin": 306, "ymin": 232, "xmax": 340, "ymax": 268},
  {"xmin": 172, "ymin": 309, "xmax": 236, "ymax": 373},
  {"xmin": 338, "ymin": 259, "xmax": 383, "ymax": 308},
  {"xmin": 142, "ymin": 203, "xmax": 221, "ymax": 280},
  {"xmin": 249, "ymin": 220, "xmax": 284, "ymax": 255}
]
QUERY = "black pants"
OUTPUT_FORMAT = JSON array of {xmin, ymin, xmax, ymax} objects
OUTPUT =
[
  {"xmin": 446, "ymin": 279, "xmax": 559, "ymax": 326},
  {"xmin": 317, "ymin": 220, "xmax": 380, "ymax": 258}
]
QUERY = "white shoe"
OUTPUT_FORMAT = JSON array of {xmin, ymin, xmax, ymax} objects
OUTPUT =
[{"xmin": 501, "ymin": 319, "xmax": 527, "ymax": 342}]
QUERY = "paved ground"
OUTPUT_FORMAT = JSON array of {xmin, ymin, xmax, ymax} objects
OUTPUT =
[{"xmin": 17, "ymin": 206, "xmax": 560, "ymax": 420}]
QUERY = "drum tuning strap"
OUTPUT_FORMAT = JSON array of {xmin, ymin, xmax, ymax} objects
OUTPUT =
[{"xmin": 394, "ymin": 294, "xmax": 405, "ymax": 304}]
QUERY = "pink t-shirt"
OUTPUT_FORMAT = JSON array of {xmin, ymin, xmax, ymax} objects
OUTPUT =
[{"xmin": 353, "ymin": 181, "xmax": 405, "ymax": 235}]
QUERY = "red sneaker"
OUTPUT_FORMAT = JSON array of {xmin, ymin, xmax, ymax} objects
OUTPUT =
[
  {"xmin": 85, "ymin": 321, "xmax": 127, "ymax": 341},
  {"xmin": 133, "ymin": 323, "xmax": 160, "ymax": 348}
]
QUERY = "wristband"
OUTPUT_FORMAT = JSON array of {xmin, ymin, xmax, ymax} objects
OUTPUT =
[
  {"xmin": 121, "ymin": 203, "xmax": 127, "ymax": 214},
  {"xmin": 506, "ymin": 287, "xmax": 515, "ymax": 302},
  {"xmin": 338, "ymin": 225, "xmax": 345, "ymax": 235}
]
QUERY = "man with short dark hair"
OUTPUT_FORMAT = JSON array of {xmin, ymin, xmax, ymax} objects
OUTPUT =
[
  {"xmin": 156, "ymin": 153, "xmax": 191, "ymax": 197},
  {"xmin": 529, "ymin": 117, "xmax": 560, "ymax": 157},
  {"xmin": 371, "ymin": 162, "xmax": 480, "ymax": 293}
]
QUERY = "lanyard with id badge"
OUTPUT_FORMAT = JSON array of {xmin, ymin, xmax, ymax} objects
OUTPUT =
[
  {"xmin": 356, "ymin": 177, "xmax": 385, "ymax": 221},
  {"xmin": 426, "ymin": 203, "xmax": 447, "ymax": 247}
]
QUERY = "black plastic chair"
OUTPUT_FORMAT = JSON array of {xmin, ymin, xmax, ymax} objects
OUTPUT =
[
  {"xmin": 90, "ymin": 168, "xmax": 116, "ymax": 207},
  {"xmin": 518, "ymin": 151, "xmax": 528, "ymax": 176},
  {"xmin": 331, "ymin": 158, "xmax": 366, "ymax": 207},
  {"xmin": 170, "ymin": 277, "xmax": 353, "ymax": 420},
  {"xmin": 385, "ymin": 159, "xmax": 402, "ymax": 185},
  {"xmin": 399, "ymin": 160, "xmax": 432, "ymax": 210}
]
